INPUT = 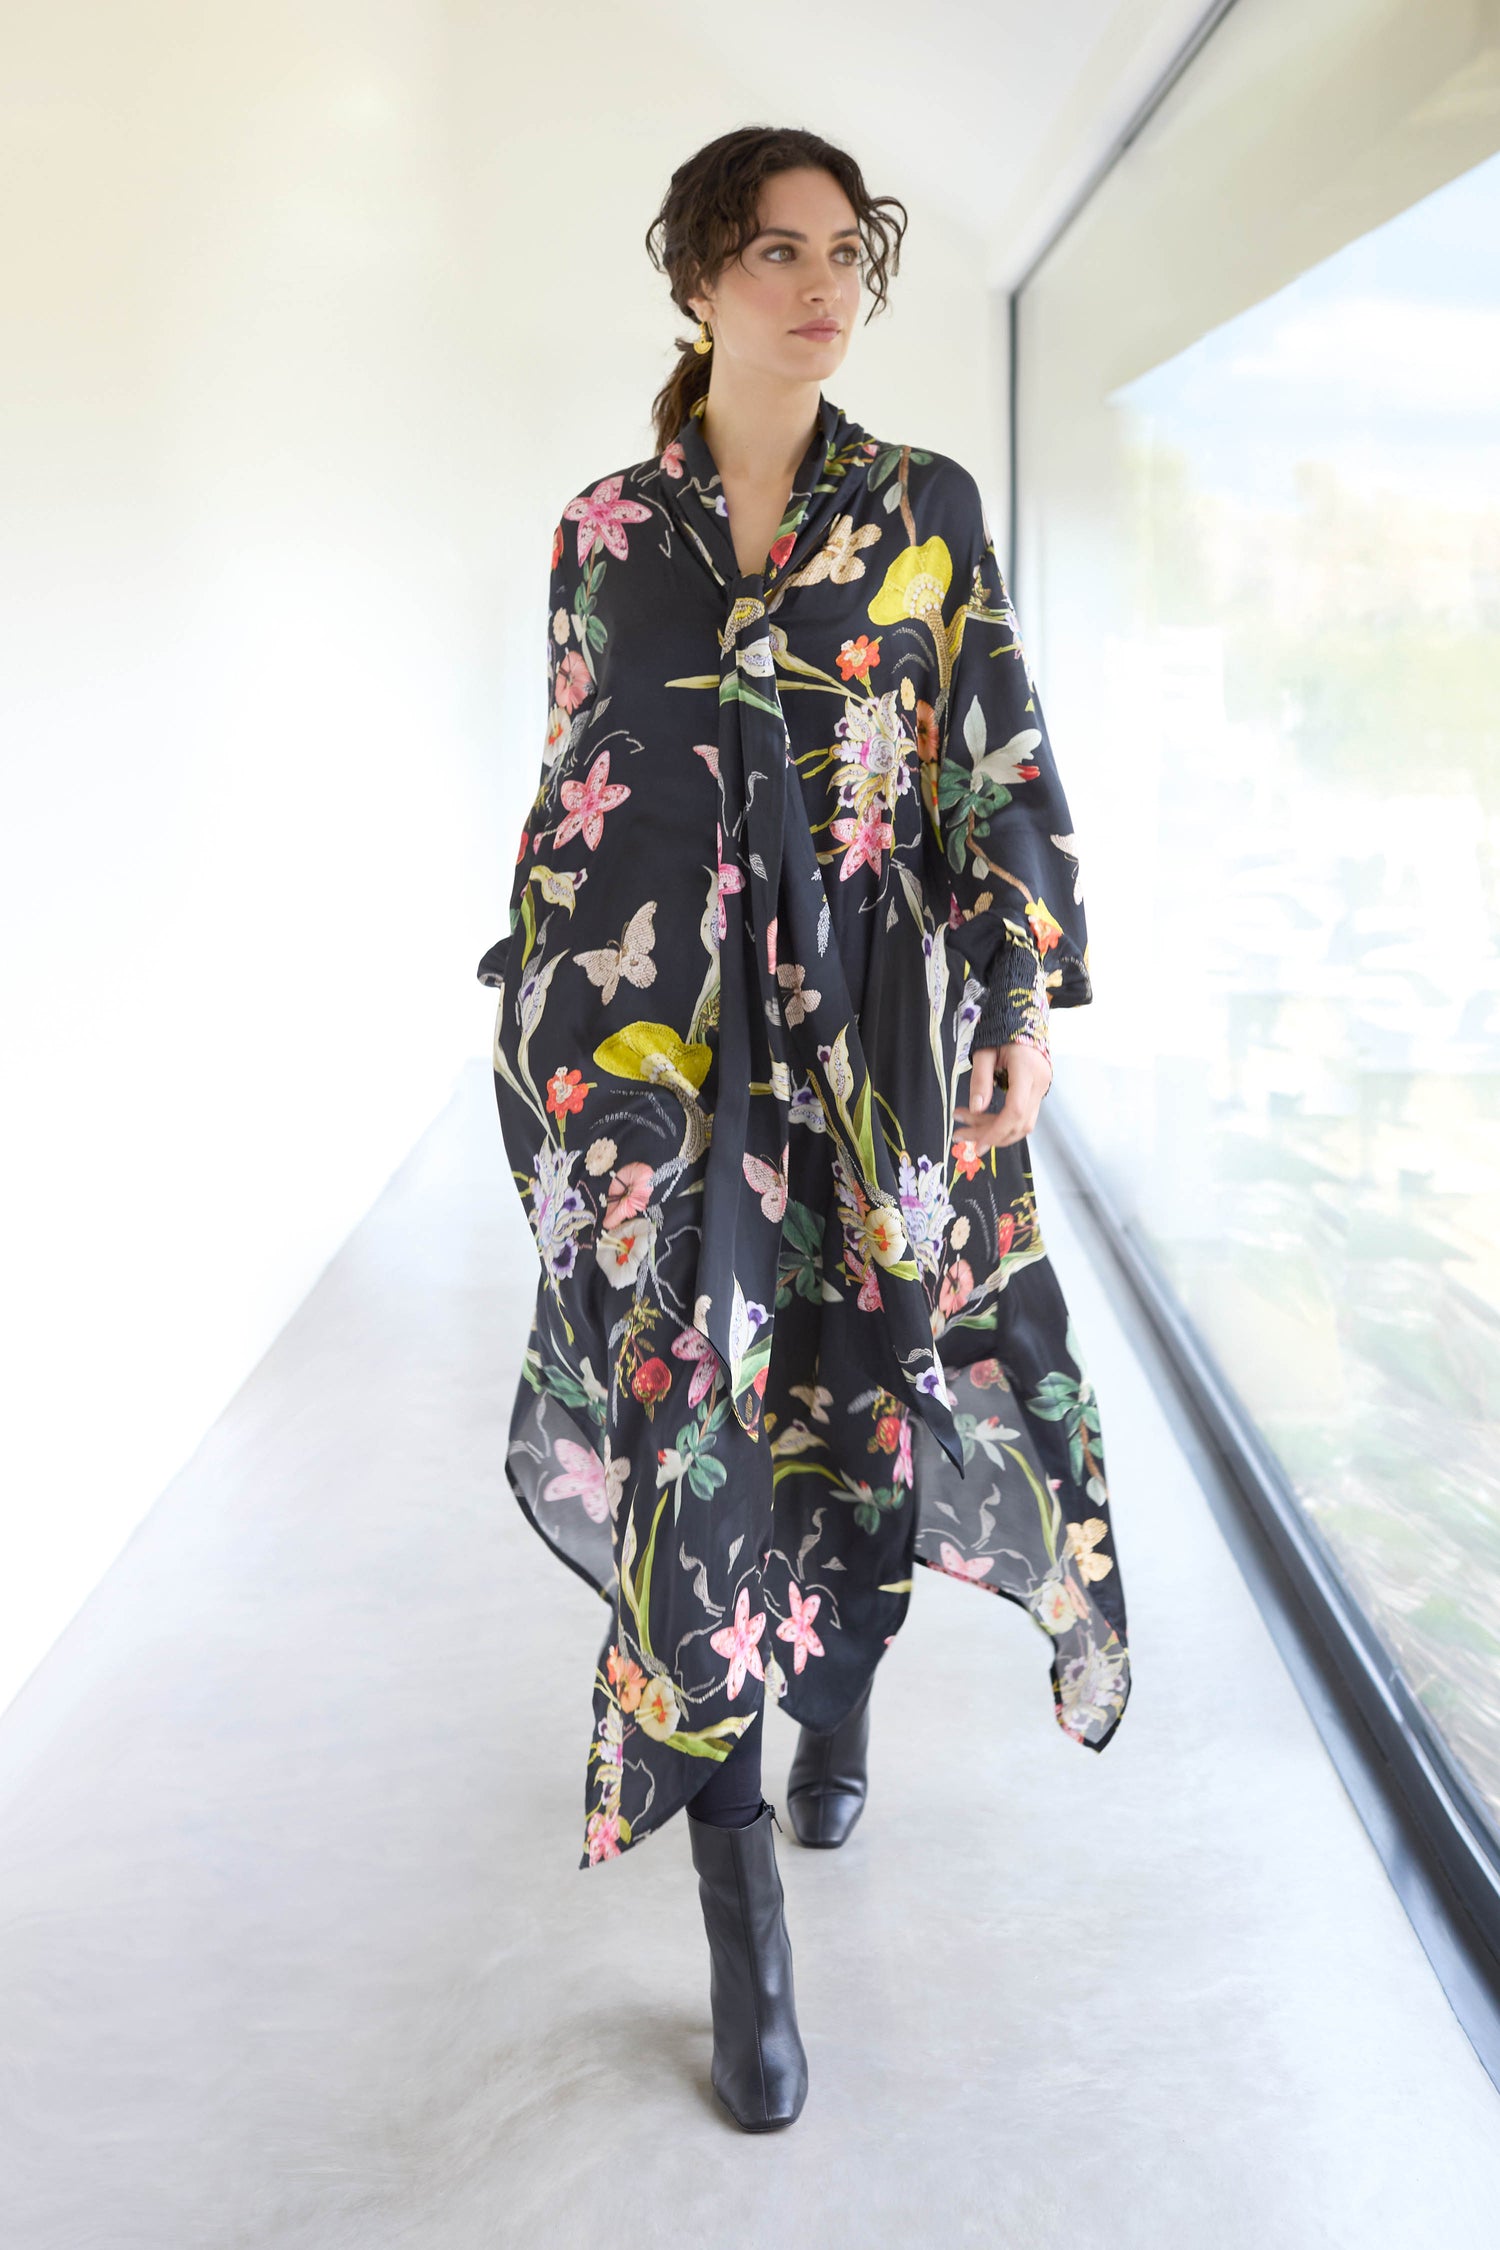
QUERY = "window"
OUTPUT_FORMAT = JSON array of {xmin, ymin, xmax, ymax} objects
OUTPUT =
[{"xmin": 1017, "ymin": 0, "xmax": 1500, "ymax": 1833}]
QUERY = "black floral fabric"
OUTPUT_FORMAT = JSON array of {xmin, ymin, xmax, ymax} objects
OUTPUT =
[{"xmin": 477, "ymin": 390, "xmax": 1131, "ymax": 1867}]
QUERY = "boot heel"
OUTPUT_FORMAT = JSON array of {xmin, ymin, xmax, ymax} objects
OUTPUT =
[
  {"xmin": 686, "ymin": 1796, "xmax": 809, "ymax": 2130},
  {"xmin": 786, "ymin": 1673, "xmax": 874, "ymax": 1849}
]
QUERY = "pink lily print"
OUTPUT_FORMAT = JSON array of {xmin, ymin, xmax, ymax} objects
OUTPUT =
[
  {"xmin": 830, "ymin": 802, "xmax": 894, "ymax": 880},
  {"xmin": 556, "ymin": 749, "xmax": 631, "ymax": 851},
  {"xmin": 714, "ymin": 818, "xmax": 746, "ymax": 941},
  {"xmin": 562, "ymin": 474, "xmax": 652, "ymax": 565},
  {"xmin": 775, "ymin": 1581, "xmax": 825, "ymax": 1673},
  {"xmin": 670, "ymin": 1323, "xmax": 721, "ymax": 1408},
  {"xmin": 937, "ymin": 1541, "xmax": 994, "ymax": 1582},
  {"xmin": 541, "ymin": 1436, "xmax": 615, "ymax": 1524},
  {"xmin": 709, "ymin": 1584, "xmax": 767, "ymax": 1699}
]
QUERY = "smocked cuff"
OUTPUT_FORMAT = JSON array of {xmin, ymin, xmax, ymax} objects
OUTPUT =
[{"xmin": 972, "ymin": 935, "xmax": 1052, "ymax": 1068}]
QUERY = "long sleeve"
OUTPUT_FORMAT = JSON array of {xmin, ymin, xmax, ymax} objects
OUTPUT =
[
  {"xmin": 930, "ymin": 471, "xmax": 1091, "ymax": 1013},
  {"xmin": 477, "ymin": 509, "xmax": 584, "ymax": 989}
]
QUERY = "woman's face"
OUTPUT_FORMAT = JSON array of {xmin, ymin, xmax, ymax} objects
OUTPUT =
[{"xmin": 689, "ymin": 166, "xmax": 863, "ymax": 388}]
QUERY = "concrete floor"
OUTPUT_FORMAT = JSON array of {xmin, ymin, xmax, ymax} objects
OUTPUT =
[{"xmin": 3, "ymin": 1058, "xmax": 1498, "ymax": 2248}]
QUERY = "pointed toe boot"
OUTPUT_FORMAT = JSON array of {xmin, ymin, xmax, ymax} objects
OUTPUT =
[
  {"xmin": 786, "ymin": 1673, "xmax": 874, "ymax": 1848},
  {"xmin": 686, "ymin": 1797, "xmax": 809, "ymax": 2131}
]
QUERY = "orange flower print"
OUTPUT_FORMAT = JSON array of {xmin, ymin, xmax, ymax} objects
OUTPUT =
[
  {"xmin": 837, "ymin": 633, "xmax": 880, "ymax": 683},
  {"xmin": 545, "ymin": 1065, "xmax": 589, "ymax": 1118},
  {"xmin": 995, "ymin": 1210, "xmax": 1016, "ymax": 1256},
  {"xmin": 551, "ymin": 521, "xmax": 564, "ymax": 569},
  {"xmin": 768, "ymin": 530, "xmax": 798, "ymax": 571},
  {"xmin": 951, "ymin": 1134, "xmax": 984, "ymax": 1180},
  {"xmin": 1026, "ymin": 895, "xmax": 1065, "ymax": 955},
  {"xmin": 606, "ymin": 1644, "xmax": 648, "ymax": 1711},
  {"xmin": 914, "ymin": 697, "xmax": 939, "ymax": 763}
]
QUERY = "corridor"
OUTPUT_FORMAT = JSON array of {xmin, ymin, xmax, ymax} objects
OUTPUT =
[{"xmin": 1, "ymin": 1063, "xmax": 1494, "ymax": 2247}]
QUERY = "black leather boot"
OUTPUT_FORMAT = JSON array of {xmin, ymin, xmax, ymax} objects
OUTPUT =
[
  {"xmin": 686, "ymin": 1796, "xmax": 809, "ymax": 2130},
  {"xmin": 785, "ymin": 1672, "xmax": 874, "ymax": 1848}
]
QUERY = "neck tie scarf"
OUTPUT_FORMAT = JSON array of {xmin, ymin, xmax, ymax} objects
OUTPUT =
[{"xmin": 673, "ymin": 391, "xmax": 970, "ymax": 1461}]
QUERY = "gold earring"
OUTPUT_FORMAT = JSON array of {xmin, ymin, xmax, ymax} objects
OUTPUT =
[{"xmin": 692, "ymin": 317, "xmax": 713, "ymax": 355}]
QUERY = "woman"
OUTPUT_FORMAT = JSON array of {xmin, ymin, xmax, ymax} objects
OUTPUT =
[{"xmin": 477, "ymin": 125, "xmax": 1131, "ymax": 2132}]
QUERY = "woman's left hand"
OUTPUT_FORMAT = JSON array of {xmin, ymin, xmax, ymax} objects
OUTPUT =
[{"xmin": 953, "ymin": 1042, "xmax": 1053, "ymax": 1151}]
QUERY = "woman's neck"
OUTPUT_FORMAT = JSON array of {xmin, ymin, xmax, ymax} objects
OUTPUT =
[{"xmin": 698, "ymin": 368, "xmax": 823, "ymax": 486}]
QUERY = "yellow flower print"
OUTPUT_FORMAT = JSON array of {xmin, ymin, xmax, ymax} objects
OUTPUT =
[
  {"xmin": 1065, "ymin": 1517, "xmax": 1114, "ymax": 1582},
  {"xmin": 594, "ymin": 1021, "xmax": 713, "ymax": 1102},
  {"xmin": 1026, "ymin": 896, "xmax": 1066, "ymax": 956},
  {"xmin": 868, "ymin": 536, "xmax": 953, "ymax": 625}
]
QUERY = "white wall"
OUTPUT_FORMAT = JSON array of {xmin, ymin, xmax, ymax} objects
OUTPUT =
[
  {"xmin": 0, "ymin": 0, "xmax": 1013, "ymax": 1714},
  {"xmin": 2, "ymin": 4, "xmax": 491, "ymax": 1711}
]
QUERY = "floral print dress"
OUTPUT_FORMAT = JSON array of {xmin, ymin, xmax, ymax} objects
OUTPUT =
[{"xmin": 477, "ymin": 390, "xmax": 1131, "ymax": 1868}]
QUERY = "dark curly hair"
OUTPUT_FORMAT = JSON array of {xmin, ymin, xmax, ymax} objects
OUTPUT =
[{"xmin": 644, "ymin": 125, "xmax": 907, "ymax": 456}]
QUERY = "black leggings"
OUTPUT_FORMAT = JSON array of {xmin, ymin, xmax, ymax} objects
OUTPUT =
[{"xmin": 689, "ymin": 1710, "xmax": 764, "ymax": 1827}]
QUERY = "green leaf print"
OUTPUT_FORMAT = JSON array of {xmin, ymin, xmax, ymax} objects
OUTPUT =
[
  {"xmin": 1026, "ymin": 1366, "xmax": 1102, "ymax": 1484},
  {"xmin": 776, "ymin": 1199, "xmax": 826, "ymax": 1306}
]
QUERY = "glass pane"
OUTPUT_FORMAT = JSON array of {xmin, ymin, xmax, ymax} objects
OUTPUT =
[{"xmin": 1017, "ymin": 21, "xmax": 1500, "ymax": 1828}]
